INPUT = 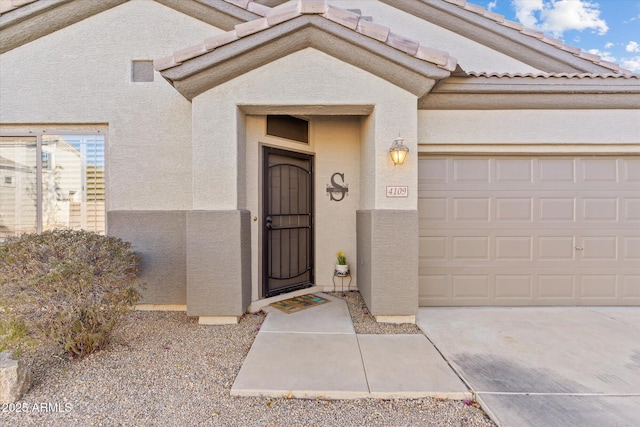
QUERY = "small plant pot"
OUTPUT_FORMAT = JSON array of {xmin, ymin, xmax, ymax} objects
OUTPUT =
[{"xmin": 335, "ymin": 264, "xmax": 349, "ymax": 275}]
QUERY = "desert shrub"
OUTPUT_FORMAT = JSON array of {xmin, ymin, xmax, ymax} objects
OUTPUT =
[{"xmin": 0, "ymin": 229, "xmax": 143, "ymax": 358}]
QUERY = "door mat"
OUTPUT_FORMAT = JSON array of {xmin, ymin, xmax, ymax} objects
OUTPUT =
[{"xmin": 269, "ymin": 294, "xmax": 330, "ymax": 314}]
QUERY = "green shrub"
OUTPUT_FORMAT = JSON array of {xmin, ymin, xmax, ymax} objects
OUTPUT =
[{"xmin": 0, "ymin": 229, "xmax": 143, "ymax": 358}]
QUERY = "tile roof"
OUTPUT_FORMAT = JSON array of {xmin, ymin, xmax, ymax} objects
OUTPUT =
[
  {"xmin": 465, "ymin": 71, "xmax": 640, "ymax": 80},
  {"xmin": 2, "ymin": 0, "xmax": 636, "ymax": 78},
  {"xmin": 154, "ymin": 0, "xmax": 457, "ymax": 72}
]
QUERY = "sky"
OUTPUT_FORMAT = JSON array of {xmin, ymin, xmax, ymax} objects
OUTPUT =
[{"xmin": 469, "ymin": 0, "xmax": 640, "ymax": 72}]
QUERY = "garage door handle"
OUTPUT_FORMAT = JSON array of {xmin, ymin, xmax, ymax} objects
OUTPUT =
[{"xmin": 575, "ymin": 246, "xmax": 584, "ymax": 251}]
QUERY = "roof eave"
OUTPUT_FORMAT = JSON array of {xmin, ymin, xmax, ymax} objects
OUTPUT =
[
  {"xmin": 0, "ymin": 0, "xmax": 260, "ymax": 54},
  {"xmin": 160, "ymin": 15, "xmax": 451, "ymax": 101},
  {"xmin": 421, "ymin": 75, "xmax": 640, "ymax": 109}
]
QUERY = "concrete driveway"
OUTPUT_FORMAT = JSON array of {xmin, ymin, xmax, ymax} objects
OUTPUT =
[{"xmin": 417, "ymin": 307, "xmax": 640, "ymax": 427}]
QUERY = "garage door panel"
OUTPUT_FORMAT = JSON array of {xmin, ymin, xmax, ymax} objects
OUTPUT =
[
  {"xmin": 496, "ymin": 237, "xmax": 532, "ymax": 260},
  {"xmin": 496, "ymin": 198, "xmax": 532, "ymax": 221},
  {"xmin": 581, "ymin": 158, "xmax": 618, "ymax": 182},
  {"xmin": 538, "ymin": 236, "xmax": 575, "ymax": 260},
  {"xmin": 419, "ymin": 236, "xmax": 447, "ymax": 259},
  {"xmin": 453, "ymin": 159, "xmax": 490, "ymax": 183},
  {"xmin": 538, "ymin": 275, "xmax": 575, "ymax": 299},
  {"xmin": 453, "ymin": 198, "xmax": 490, "ymax": 221},
  {"xmin": 539, "ymin": 197, "xmax": 576, "ymax": 221},
  {"xmin": 581, "ymin": 198, "xmax": 618, "ymax": 221},
  {"xmin": 496, "ymin": 158, "xmax": 533, "ymax": 182},
  {"xmin": 452, "ymin": 275, "xmax": 490, "ymax": 299},
  {"xmin": 580, "ymin": 275, "xmax": 617, "ymax": 299},
  {"xmin": 624, "ymin": 237, "xmax": 640, "ymax": 259},
  {"xmin": 539, "ymin": 159, "xmax": 575, "ymax": 183},
  {"xmin": 623, "ymin": 198, "xmax": 640, "ymax": 221},
  {"xmin": 419, "ymin": 155, "xmax": 639, "ymax": 306},
  {"xmin": 418, "ymin": 158, "xmax": 448, "ymax": 183},
  {"xmin": 623, "ymin": 159, "xmax": 640, "ymax": 181},
  {"xmin": 452, "ymin": 236, "xmax": 489, "ymax": 259},
  {"xmin": 623, "ymin": 276, "xmax": 640, "ymax": 298},
  {"xmin": 580, "ymin": 236, "xmax": 617, "ymax": 260},
  {"xmin": 419, "ymin": 275, "xmax": 449, "ymax": 299},
  {"xmin": 418, "ymin": 197, "xmax": 447, "ymax": 220},
  {"xmin": 495, "ymin": 275, "xmax": 533, "ymax": 298}
]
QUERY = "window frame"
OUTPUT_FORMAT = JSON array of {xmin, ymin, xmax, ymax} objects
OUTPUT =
[{"xmin": 0, "ymin": 126, "xmax": 107, "ymax": 236}]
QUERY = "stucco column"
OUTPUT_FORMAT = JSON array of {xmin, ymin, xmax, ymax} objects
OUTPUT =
[
  {"xmin": 186, "ymin": 98, "xmax": 251, "ymax": 321},
  {"xmin": 357, "ymin": 102, "xmax": 419, "ymax": 322}
]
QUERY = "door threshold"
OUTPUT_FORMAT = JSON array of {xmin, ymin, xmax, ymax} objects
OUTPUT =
[{"xmin": 248, "ymin": 286, "xmax": 323, "ymax": 313}]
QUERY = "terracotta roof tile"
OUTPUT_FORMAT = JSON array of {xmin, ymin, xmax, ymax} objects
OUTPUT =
[
  {"xmin": 482, "ymin": 10, "xmax": 504, "ymax": 23},
  {"xmin": 0, "ymin": 0, "xmax": 36, "ymax": 14},
  {"xmin": 323, "ymin": 5, "xmax": 360, "ymax": 30},
  {"xmin": 462, "ymin": 2, "xmax": 485, "ymax": 15},
  {"xmin": 265, "ymin": 1, "xmax": 300, "ymax": 26},
  {"xmin": 204, "ymin": 30, "xmax": 239, "ymax": 50},
  {"xmin": 499, "ymin": 19, "xmax": 524, "ymax": 31},
  {"xmin": 173, "ymin": 42, "xmax": 207, "ymax": 63},
  {"xmin": 387, "ymin": 32, "xmax": 420, "ymax": 56},
  {"xmin": 520, "ymin": 27, "xmax": 544, "ymax": 39},
  {"xmin": 247, "ymin": 1, "xmax": 270, "ymax": 17},
  {"xmin": 157, "ymin": 0, "xmax": 459, "ymax": 74},
  {"xmin": 225, "ymin": 0, "xmax": 250, "ymax": 9},
  {"xmin": 234, "ymin": 16, "xmax": 269, "ymax": 37},
  {"xmin": 466, "ymin": 71, "xmax": 640, "ymax": 79},
  {"xmin": 356, "ymin": 17, "xmax": 390, "ymax": 42},
  {"xmin": 298, "ymin": 0, "xmax": 327, "ymax": 14},
  {"xmin": 416, "ymin": 45, "xmax": 450, "ymax": 67}
]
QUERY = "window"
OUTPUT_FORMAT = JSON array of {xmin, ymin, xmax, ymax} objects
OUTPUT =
[
  {"xmin": 0, "ymin": 131, "xmax": 105, "ymax": 242},
  {"xmin": 266, "ymin": 115, "xmax": 309, "ymax": 143}
]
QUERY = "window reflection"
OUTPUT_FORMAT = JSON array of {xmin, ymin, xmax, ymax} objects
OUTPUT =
[{"xmin": 0, "ymin": 133, "xmax": 105, "ymax": 241}]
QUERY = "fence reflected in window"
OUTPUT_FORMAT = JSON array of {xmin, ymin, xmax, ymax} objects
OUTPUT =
[
  {"xmin": 0, "ymin": 136, "xmax": 38, "ymax": 238},
  {"xmin": 0, "ymin": 133, "xmax": 105, "ymax": 241}
]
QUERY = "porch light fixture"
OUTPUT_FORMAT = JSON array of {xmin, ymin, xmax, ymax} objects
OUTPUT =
[{"xmin": 389, "ymin": 136, "xmax": 409, "ymax": 166}]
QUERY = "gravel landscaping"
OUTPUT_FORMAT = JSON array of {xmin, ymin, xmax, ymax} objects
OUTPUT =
[
  {"xmin": 3, "ymin": 294, "xmax": 495, "ymax": 426},
  {"xmin": 327, "ymin": 291, "xmax": 423, "ymax": 334}
]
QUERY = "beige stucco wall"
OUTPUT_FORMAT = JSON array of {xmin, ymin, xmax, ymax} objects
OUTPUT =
[
  {"xmin": 192, "ymin": 48, "xmax": 418, "ymax": 212},
  {"xmin": 330, "ymin": 0, "xmax": 541, "ymax": 74},
  {"xmin": 0, "ymin": 0, "xmax": 222, "ymax": 211},
  {"xmin": 418, "ymin": 110, "xmax": 640, "ymax": 146}
]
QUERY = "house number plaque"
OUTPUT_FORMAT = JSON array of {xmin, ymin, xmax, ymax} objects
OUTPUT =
[{"xmin": 386, "ymin": 186, "xmax": 408, "ymax": 198}]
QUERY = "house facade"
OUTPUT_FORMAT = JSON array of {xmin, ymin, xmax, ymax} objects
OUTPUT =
[{"xmin": 1, "ymin": 0, "xmax": 638, "ymax": 324}]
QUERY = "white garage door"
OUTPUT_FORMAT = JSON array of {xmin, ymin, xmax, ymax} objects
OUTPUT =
[{"xmin": 418, "ymin": 156, "xmax": 640, "ymax": 306}]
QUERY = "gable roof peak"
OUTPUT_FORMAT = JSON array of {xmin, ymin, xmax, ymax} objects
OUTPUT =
[{"xmin": 155, "ymin": 0, "xmax": 458, "ymax": 73}]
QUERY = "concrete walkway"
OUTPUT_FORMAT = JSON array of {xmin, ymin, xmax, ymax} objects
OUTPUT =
[
  {"xmin": 231, "ymin": 293, "xmax": 471, "ymax": 400},
  {"xmin": 417, "ymin": 307, "xmax": 640, "ymax": 427}
]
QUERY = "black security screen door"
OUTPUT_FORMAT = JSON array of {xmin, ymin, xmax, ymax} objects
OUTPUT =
[{"xmin": 263, "ymin": 147, "xmax": 314, "ymax": 298}]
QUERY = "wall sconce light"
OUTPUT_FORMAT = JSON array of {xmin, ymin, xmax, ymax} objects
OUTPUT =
[{"xmin": 389, "ymin": 136, "xmax": 409, "ymax": 166}]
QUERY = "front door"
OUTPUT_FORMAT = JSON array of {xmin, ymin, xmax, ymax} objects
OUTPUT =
[{"xmin": 263, "ymin": 147, "xmax": 314, "ymax": 298}]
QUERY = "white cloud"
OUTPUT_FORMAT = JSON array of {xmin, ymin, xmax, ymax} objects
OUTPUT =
[
  {"xmin": 604, "ymin": 42, "xmax": 614, "ymax": 49},
  {"xmin": 585, "ymin": 48, "xmax": 640, "ymax": 73},
  {"xmin": 513, "ymin": 0, "xmax": 544, "ymax": 28},
  {"xmin": 587, "ymin": 48, "xmax": 616, "ymax": 63},
  {"xmin": 487, "ymin": 0, "xmax": 498, "ymax": 11},
  {"xmin": 512, "ymin": 0, "xmax": 608, "ymax": 37},
  {"xmin": 626, "ymin": 41, "xmax": 640, "ymax": 53},
  {"xmin": 620, "ymin": 56, "xmax": 640, "ymax": 72}
]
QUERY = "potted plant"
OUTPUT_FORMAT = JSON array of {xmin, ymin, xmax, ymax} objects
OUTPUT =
[{"xmin": 335, "ymin": 250, "xmax": 348, "ymax": 275}]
